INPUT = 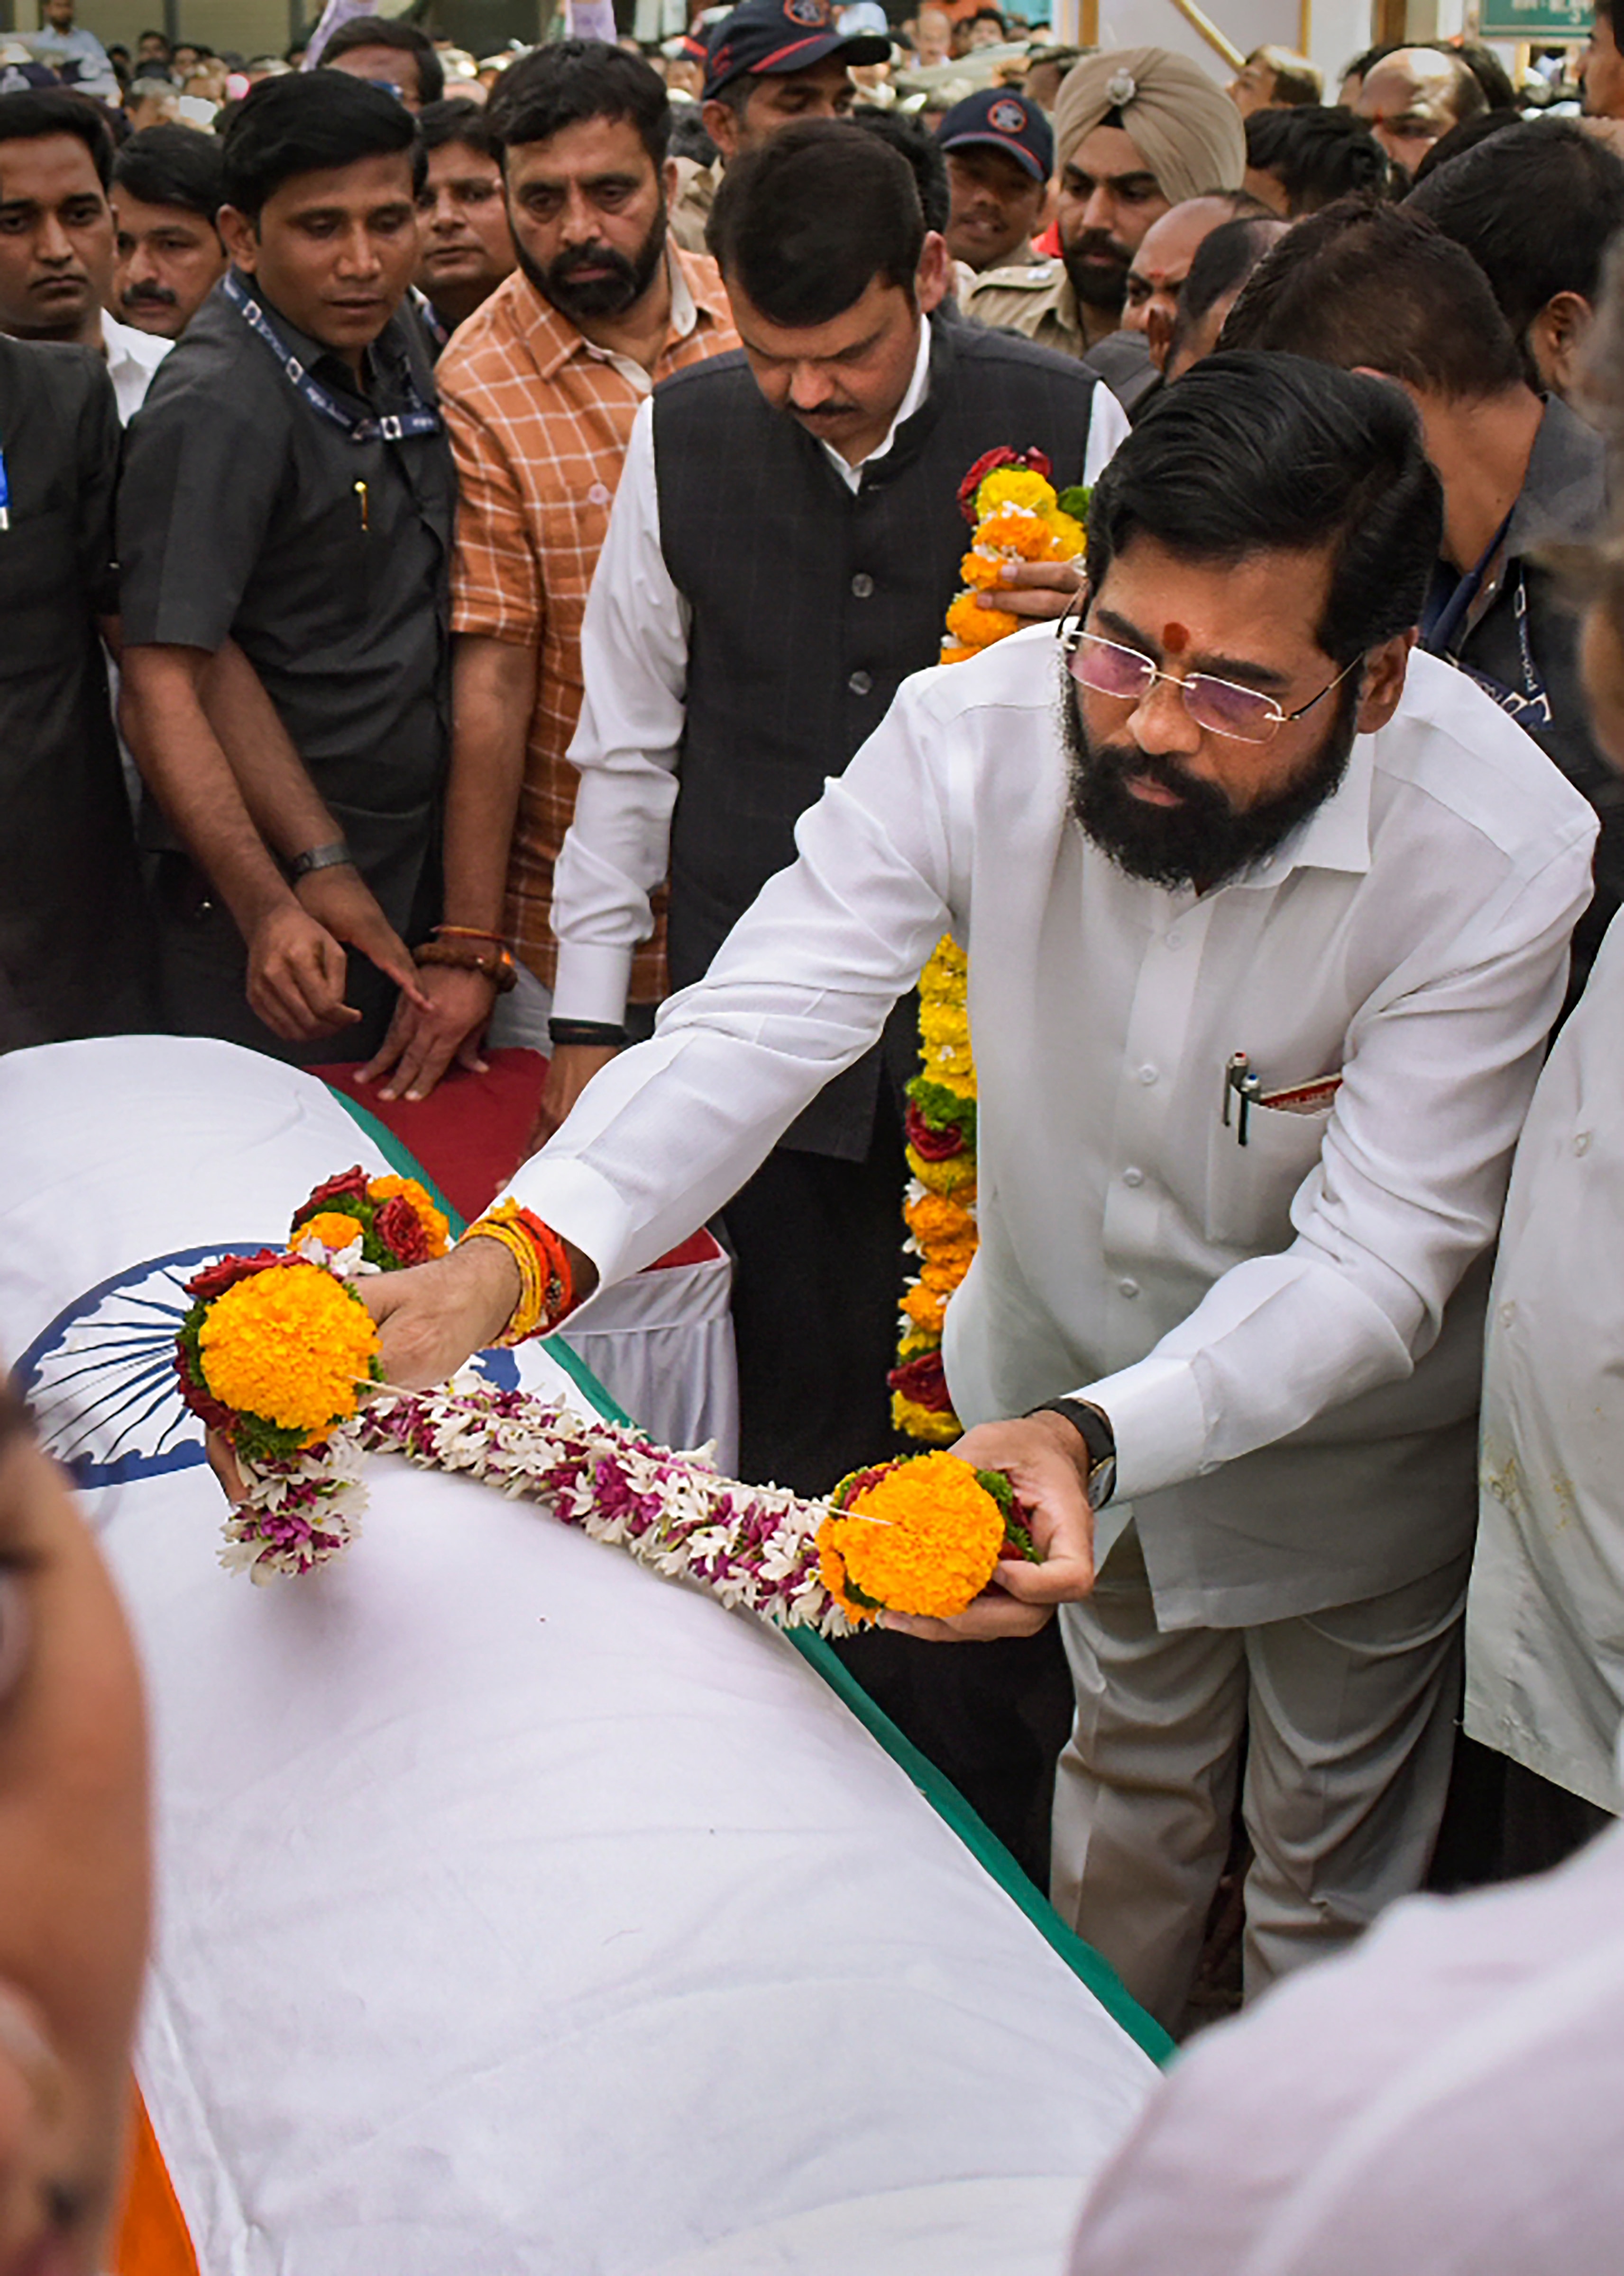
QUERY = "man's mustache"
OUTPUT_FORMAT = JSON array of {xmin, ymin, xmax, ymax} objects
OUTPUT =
[
  {"xmin": 1068, "ymin": 228, "xmax": 1132, "ymax": 266},
  {"xmin": 120, "ymin": 283, "xmax": 179, "ymax": 307}
]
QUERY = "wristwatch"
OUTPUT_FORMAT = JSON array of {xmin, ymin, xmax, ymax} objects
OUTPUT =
[
  {"xmin": 290, "ymin": 840, "xmax": 355, "ymax": 881},
  {"xmin": 1028, "ymin": 1397, "xmax": 1116, "ymax": 1508}
]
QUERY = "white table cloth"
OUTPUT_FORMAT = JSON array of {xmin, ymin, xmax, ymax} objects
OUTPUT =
[{"xmin": 0, "ymin": 1036, "xmax": 1159, "ymax": 2276}]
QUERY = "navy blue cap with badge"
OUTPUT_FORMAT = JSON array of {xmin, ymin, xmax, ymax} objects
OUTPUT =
[
  {"xmin": 703, "ymin": 0, "xmax": 892, "ymax": 103},
  {"xmin": 935, "ymin": 87, "xmax": 1055, "ymax": 182}
]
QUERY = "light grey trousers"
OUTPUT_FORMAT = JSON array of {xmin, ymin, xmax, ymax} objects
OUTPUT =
[{"xmin": 1051, "ymin": 1523, "xmax": 1470, "ymax": 2037}]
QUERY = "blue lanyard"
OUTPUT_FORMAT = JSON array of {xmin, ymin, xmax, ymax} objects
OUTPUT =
[
  {"xmin": 0, "ymin": 434, "xmax": 9, "ymax": 531},
  {"xmin": 222, "ymin": 271, "xmax": 441, "ymax": 445}
]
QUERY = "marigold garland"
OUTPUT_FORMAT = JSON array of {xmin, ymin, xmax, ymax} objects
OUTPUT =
[
  {"xmin": 175, "ymin": 1254, "xmax": 382, "ymax": 1465},
  {"xmin": 289, "ymin": 1165, "xmax": 450, "ymax": 1271},
  {"xmin": 893, "ymin": 456, "xmax": 1088, "ymax": 1443},
  {"xmin": 180, "ymin": 1175, "xmax": 1047, "ymax": 1624}
]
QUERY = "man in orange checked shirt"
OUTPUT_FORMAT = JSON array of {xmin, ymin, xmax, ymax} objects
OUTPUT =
[{"xmin": 358, "ymin": 40, "xmax": 736, "ymax": 1102}]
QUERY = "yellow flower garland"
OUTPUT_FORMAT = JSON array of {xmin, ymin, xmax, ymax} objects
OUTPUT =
[{"xmin": 892, "ymin": 458, "xmax": 1087, "ymax": 1443}]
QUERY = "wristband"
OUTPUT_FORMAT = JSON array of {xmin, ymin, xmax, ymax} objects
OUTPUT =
[
  {"xmin": 290, "ymin": 840, "xmax": 354, "ymax": 881},
  {"xmin": 1028, "ymin": 1397, "xmax": 1116, "ymax": 1507},
  {"xmin": 548, "ymin": 1018, "xmax": 628, "ymax": 1049}
]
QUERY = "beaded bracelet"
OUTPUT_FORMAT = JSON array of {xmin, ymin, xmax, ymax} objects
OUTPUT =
[
  {"xmin": 460, "ymin": 1199, "xmax": 575, "ymax": 1346},
  {"xmin": 416, "ymin": 939, "xmax": 519, "ymax": 992}
]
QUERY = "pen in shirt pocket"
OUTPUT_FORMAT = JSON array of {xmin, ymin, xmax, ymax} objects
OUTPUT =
[
  {"xmin": 354, "ymin": 479, "xmax": 369, "ymax": 533},
  {"xmin": 1223, "ymin": 1050, "xmax": 1344, "ymax": 1147}
]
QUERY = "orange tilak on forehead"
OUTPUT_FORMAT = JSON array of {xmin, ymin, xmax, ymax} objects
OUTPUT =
[{"xmin": 1163, "ymin": 621, "xmax": 1190, "ymax": 651}]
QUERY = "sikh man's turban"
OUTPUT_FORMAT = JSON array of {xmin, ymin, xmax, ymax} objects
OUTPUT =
[{"xmin": 1053, "ymin": 46, "xmax": 1246, "ymax": 205}]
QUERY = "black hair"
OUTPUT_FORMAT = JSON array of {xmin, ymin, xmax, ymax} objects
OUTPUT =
[
  {"xmin": 853, "ymin": 106, "xmax": 949, "ymax": 234},
  {"xmin": 971, "ymin": 7, "xmax": 1007, "ymax": 26},
  {"xmin": 220, "ymin": 70, "xmax": 422, "ymax": 220},
  {"xmin": 1338, "ymin": 42, "xmax": 1395, "ymax": 90},
  {"xmin": 0, "ymin": 86, "xmax": 113, "ymax": 187},
  {"xmin": 1244, "ymin": 104, "xmax": 1389, "ymax": 213},
  {"xmin": 1410, "ymin": 114, "xmax": 1624, "ymax": 367},
  {"xmin": 112, "ymin": 119, "xmax": 225, "ymax": 222},
  {"xmin": 1220, "ymin": 194, "xmax": 1526, "ymax": 400},
  {"xmin": 1410, "ymin": 104, "xmax": 1519, "ymax": 183},
  {"xmin": 668, "ymin": 101, "xmax": 719, "ymax": 167},
  {"xmin": 486, "ymin": 38, "xmax": 670, "ymax": 170},
  {"xmin": 707, "ymin": 119, "xmax": 923, "ymax": 323},
  {"xmin": 415, "ymin": 95, "xmax": 504, "ymax": 165},
  {"xmin": 138, "ymin": 28, "xmax": 170, "ymax": 48},
  {"xmin": 1444, "ymin": 39, "xmax": 1516, "ymax": 111},
  {"xmin": 319, "ymin": 15, "xmax": 444, "ymax": 106},
  {"xmin": 1088, "ymin": 351, "xmax": 1442, "ymax": 662},
  {"xmin": 1598, "ymin": 0, "xmax": 1617, "ymax": 29},
  {"xmin": 1166, "ymin": 214, "xmax": 1285, "ymax": 361}
]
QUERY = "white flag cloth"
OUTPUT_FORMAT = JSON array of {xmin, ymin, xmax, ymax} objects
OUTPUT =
[{"xmin": 0, "ymin": 1036, "xmax": 1158, "ymax": 2276}]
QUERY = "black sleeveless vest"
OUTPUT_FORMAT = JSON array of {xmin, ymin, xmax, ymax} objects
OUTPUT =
[{"xmin": 653, "ymin": 312, "xmax": 1099, "ymax": 1157}]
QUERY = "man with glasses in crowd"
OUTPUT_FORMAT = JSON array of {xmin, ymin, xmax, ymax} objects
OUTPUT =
[{"xmin": 357, "ymin": 355, "xmax": 1595, "ymax": 2035}]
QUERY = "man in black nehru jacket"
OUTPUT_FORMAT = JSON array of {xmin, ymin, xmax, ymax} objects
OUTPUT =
[{"xmin": 540, "ymin": 121, "xmax": 1118, "ymax": 1868}]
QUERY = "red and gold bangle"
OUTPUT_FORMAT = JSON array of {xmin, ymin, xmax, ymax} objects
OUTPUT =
[
  {"xmin": 460, "ymin": 1200, "xmax": 576, "ymax": 1346},
  {"xmin": 434, "ymin": 925, "xmax": 509, "ymax": 945}
]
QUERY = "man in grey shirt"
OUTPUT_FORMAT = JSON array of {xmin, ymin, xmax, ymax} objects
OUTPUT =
[{"xmin": 119, "ymin": 72, "xmax": 453, "ymax": 1063}]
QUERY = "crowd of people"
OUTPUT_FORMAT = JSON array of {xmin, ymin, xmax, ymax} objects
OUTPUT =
[{"xmin": 9, "ymin": 3, "xmax": 1624, "ymax": 2266}]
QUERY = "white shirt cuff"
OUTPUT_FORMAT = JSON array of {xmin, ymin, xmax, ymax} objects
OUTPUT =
[
  {"xmin": 506, "ymin": 1155, "xmax": 638, "ymax": 1297},
  {"xmin": 551, "ymin": 943, "xmax": 636, "ymax": 1026},
  {"xmin": 1073, "ymin": 1351, "xmax": 1211, "ymax": 1503}
]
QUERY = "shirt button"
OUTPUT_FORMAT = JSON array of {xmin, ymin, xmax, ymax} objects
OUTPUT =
[
  {"xmin": 587, "ymin": 481, "xmax": 611, "ymax": 506},
  {"xmin": 848, "ymin": 669, "xmax": 872, "ymax": 696},
  {"xmin": 1138, "ymin": 1063, "xmax": 1158, "ymax": 1086},
  {"xmin": 1575, "ymin": 1131, "xmax": 1592, "ymax": 1156},
  {"xmin": 1122, "ymin": 1166, "xmax": 1144, "ymax": 1188},
  {"xmin": 1499, "ymin": 1301, "xmax": 1517, "ymax": 1329},
  {"xmin": 1165, "ymin": 930, "xmax": 1182, "ymax": 950},
  {"xmin": 851, "ymin": 572, "xmax": 874, "ymax": 598},
  {"xmin": 1118, "ymin": 1277, "xmax": 1140, "ymax": 1298}
]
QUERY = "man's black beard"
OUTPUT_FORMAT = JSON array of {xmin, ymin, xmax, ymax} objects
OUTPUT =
[
  {"xmin": 1061, "ymin": 226, "xmax": 1133, "ymax": 312},
  {"xmin": 514, "ymin": 203, "xmax": 667, "ymax": 323},
  {"xmin": 1061, "ymin": 674, "xmax": 1360, "ymax": 892}
]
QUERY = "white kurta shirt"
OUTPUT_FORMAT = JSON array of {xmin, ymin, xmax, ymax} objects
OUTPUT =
[
  {"xmin": 1467, "ymin": 910, "xmax": 1624, "ymax": 1814},
  {"xmin": 1064, "ymin": 1807, "xmax": 1624, "ymax": 2276},
  {"xmin": 515, "ymin": 629, "xmax": 1594, "ymax": 1625},
  {"xmin": 548, "ymin": 358, "xmax": 1130, "ymax": 1025}
]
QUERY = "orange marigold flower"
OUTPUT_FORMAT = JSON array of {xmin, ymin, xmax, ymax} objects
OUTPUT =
[
  {"xmin": 901, "ymin": 1281, "xmax": 946, "ymax": 1331},
  {"xmin": 973, "ymin": 504, "xmax": 1055, "ymax": 561},
  {"xmin": 817, "ymin": 1450, "xmax": 1005, "ymax": 1621},
  {"xmin": 302, "ymin": 1211, "xmax": 365, "ymax": 1252},
  {"xmin": 940, "ymin": 642, "xmax": 978, "ymax": 665},
  {"xmin": 921, "ymin": 1255, "xmax": 972, "ymax": 1297},
  {"xmin": 199, "ymin": 1261, "xmax": 380, "ymax": 1443},
  {"xmin": 906, "ymin": 1190, "xmax": 976, "ymax": 1249},
  {"xmin": 945, "ymin": 592, "xmax": 1018, "ymax": 649},
  {"xmin": 959, "ymin": 550, "xmax": 1009, "ymax": 592}
]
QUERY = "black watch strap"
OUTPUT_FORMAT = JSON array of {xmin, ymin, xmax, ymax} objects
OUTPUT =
[{"xmin": 1028, "ymin": 1397, "xmax": 1117, "ymax": 1505}]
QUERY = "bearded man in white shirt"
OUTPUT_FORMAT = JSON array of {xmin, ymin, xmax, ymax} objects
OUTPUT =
[{"xmin": 356, "ymin": 355, "xmax": 1596, "ymax": 2036}]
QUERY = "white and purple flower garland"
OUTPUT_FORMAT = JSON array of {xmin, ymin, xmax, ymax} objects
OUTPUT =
[{"xmin": 221, "ymin": 1380, "xmax": 855, "ymax": 1636}]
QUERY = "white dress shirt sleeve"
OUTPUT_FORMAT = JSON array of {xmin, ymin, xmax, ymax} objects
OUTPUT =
[
  {"xmin": 514, "ymin": 680, "xmax": 963, "ymax": 1284},
  {"xmin": 551, "ymin": 398, "xmax": 691, "ymax": 1025}
]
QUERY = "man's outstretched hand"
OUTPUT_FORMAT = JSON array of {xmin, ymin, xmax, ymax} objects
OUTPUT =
[{"xmin": 880, "ymin": 1407, "xmax": 1098, "ymax": 1640}]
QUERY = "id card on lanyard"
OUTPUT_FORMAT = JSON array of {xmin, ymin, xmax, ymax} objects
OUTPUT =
[{"xmin": 220, "ymin": 270, "xmax": 443, "ymax": 445}]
